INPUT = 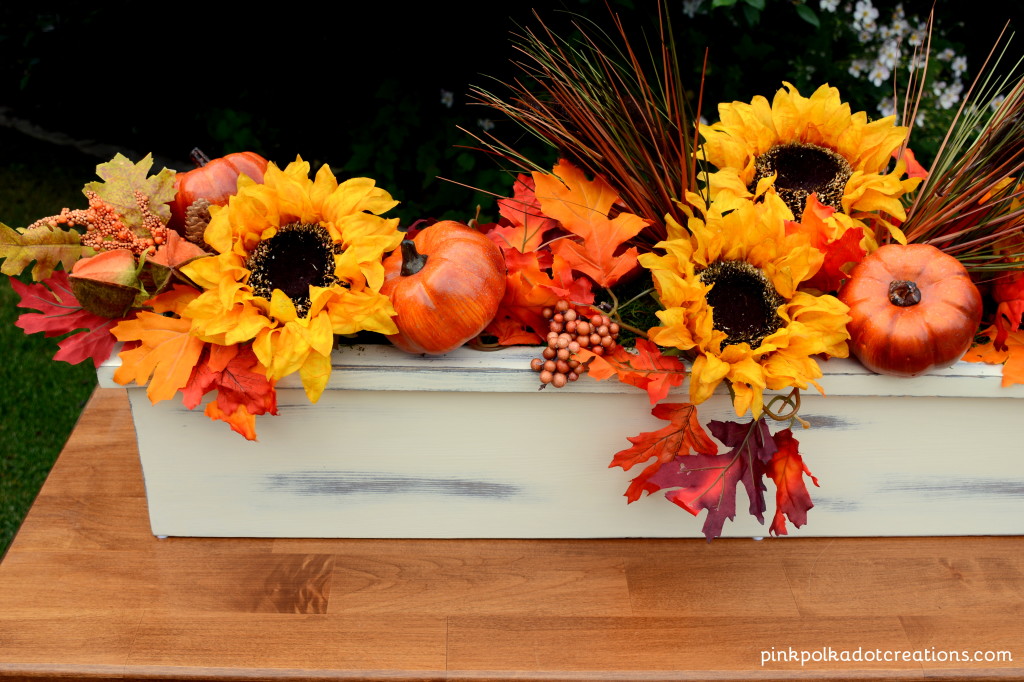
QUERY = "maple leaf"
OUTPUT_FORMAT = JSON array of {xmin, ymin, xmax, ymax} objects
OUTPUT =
[
  {"xmin": 764, "ymin": 428, "xmax": 818, "ymax": 535},
  {"xmin": 111, "ymin": 286, "xmax": 206, "ymax": 403},
  {"xmin": 181, "ymin": 343, "xmax": 278, "ymax": 441},
  {"xmin": 786, "ymin": 195, "xmax": 865, "ymax": 292},
  {"xmin": 533, "ymin": 160, "xmax": 649, "ymax": 288},
  {"xmin": 83, "ymin": 153, "xmax": 176, "ymax": 226},
  {"xmin": 0, "ymin": 223, "xmax": 88, "ymax": 280},
  {"xmin": 610, "ymin": 402, "xmax": 717, "ymax": 502},
  {"xmin": 578, "ymin": 339, "xmax": 687, "ymax": 404},
  {"xmin": 963, "ymin": 326, "xmax": 1024, "ymax": 387},
  {"xmin": 492, "ymin": 174, "xmax": 559, "ymax": 253},
  {"xmin": 646, "ymin": 417, "xmax": 776, "ymax": 540},
  {"xmin": 10, "ymin": 271, "xmax": 121, "ymax": 367}
]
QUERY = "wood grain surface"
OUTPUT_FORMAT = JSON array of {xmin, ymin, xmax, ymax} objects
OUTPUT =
[{"xmin": 0, "ymin": 388, "xmax": 1021, "ymax": 681}]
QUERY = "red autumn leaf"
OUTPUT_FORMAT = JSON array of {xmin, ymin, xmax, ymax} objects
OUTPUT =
[
  {"xmin": 647, "ymin": 417, "xmax": 776, "ymax": 540},
  {"xmin": 610, "ymin": 402, "xmax": 717, "ymax": 503},
  {"xmin": 180, "ymin": 343, "xmax": 278, "ymax": 440},
  {"xmin": 786, "ymin": 195, "xmax": 866, "ymax": 292},
  {"xmin": 491, "ymin": 174, "xmax": 559, "ymax": 254},
  {"xmin": 578, "ymin": 339, "xmax": 687, "ymax": 404},
  {"xmin": 764, "ymin": 428, "xmax": 818, "ymax": 535},
  {"xmin": 533, "ymin": 160, "xmax": 649, "ymax": 288},
  {"xmin": 485, "ymin": 250, "xmax": 594, "ymax": 344},
  {"xmin": 10, "ymin": 271, "xmax": 121, "ymax": 367}
]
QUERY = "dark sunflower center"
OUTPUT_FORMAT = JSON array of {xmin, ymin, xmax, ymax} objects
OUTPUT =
[
  {"xmin": 751, "ymin": 142, "xmax": 853, "ymax": 216},
  {"xmin": 698, "ymin": 260, "xmax": 784, "ymax": 349},
  {"xmin": 245, "ymin": 222, "xmax": 340, "ymax": 317}
]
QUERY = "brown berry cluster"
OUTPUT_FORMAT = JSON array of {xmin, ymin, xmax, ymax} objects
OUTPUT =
[{"xmin": 530, "ymin": 299, "xmax": 620, "ymax": 388}]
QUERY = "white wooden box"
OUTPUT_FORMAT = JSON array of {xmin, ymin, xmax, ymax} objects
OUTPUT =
[{"xmin": 97, "ymin": 345, "xmax": 1024, "ymax": 538}]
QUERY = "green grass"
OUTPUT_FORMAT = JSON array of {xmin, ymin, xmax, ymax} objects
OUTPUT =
[{"xmin": 0, "ymin": 129, "xmax": 101, "ymax": 558}]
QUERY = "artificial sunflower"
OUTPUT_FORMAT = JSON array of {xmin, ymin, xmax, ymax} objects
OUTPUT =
[
  {"xmin": 639, "ymin": 192, "xmax": 851, "ymax": 418},
  {"xmin": 700, "ymin": 82, "xmax": 920, "ymax": 250},
  {"xmin": 180, "ymin": 158, "xmax": 403, "ymax": 401}
]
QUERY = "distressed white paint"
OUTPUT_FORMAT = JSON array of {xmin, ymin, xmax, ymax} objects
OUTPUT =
[{"xmin": 97, "ymin": 345, "xmax": 1024, "ymax": 538}]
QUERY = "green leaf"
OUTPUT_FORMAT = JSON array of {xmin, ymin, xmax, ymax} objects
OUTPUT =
[
  {"xmin": 794, "ymin": 4, "xmax": 820, "ymax": 27},
  {"xmin": 743, "ymin": 0, "xmax": 765, "ymax": 9},
  {"xmin": 742, "ymin": 3, "xmax": 761, "ymax": 25},
  {"xmin": 0, "ymin": 223, "xmax": 87, "ymax": 280},
  {"xmin": 83, "ymin": 153, "xmax": 176, "ymax": 226},
  {"xmin": 712, "ymin": 0, "xmax": 738, "ymax": 7}
]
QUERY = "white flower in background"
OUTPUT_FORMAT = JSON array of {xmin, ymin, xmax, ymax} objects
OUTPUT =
[
  {"xmin": 908, "ymin": 24, "xmax": 927, "ymax": 46},
  {"xmin": 853, "ymin": 0, "xmax": 879, "ymax": 28},
  {"xmin": 937, "ymin": 47, "xmax": 956, "ymax": 61},
  {"xmin": 890, "ymin": 16, "xmax": 910, "ymax": 37},
  {"xmin": 952, "ymin": 55, "xmax": 968, "ymax": 76},
  {"xmin": 938, "ymin": 81, "xmax": 965, "ymax": 110},
  {"xmin": 991, "ymin": 94, "xmax": 1007, "ymax": 111},
  {"xmin": 819, "ymin": 0, "xmax": 840, "ymax": 11},
  {"xmin": 877, "ymin": 96, "xmax": 896, "ymax": 117},
  {"xmin": 916, "ymin": 111, "xmax": 926, "ymax": 127},
  {"xmin": 440, "ymin": 90, "xmax": 454, "ymax": 109},
  {"xmin": 907, "ymin": 53, "xmax": 926, "ymax": 71},
  {"xmin": 878, "ymin": 40, "xmax": 901, "ymax": 69},
  {"xmin": 868, "ymin": 62, "xmax": 891, "ymax": 87},
  {"xmin": 932, "ymin": 80, "xmax": 948, "ymax": 97},
  {"xmin": 848, "ymin": 58, "xmax": 870, "ymax": 77},
  {"xmin": 682, "ymin": 0, "xmax": 705, "ymax": 17},
  {"xmin": 477, "ymin": 118, "xmax": 495, "ymax": 131}
]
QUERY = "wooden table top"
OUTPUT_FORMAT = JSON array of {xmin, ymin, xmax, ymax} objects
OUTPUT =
[{"xmin": 1, "ymin": 388, "xmax": 1022, "ymax": 681}]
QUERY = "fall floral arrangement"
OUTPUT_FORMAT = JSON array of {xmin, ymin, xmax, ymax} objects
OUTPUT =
[{"xmin": 3, "ymin": 10, "xmax": 1023, "ymax": 540}]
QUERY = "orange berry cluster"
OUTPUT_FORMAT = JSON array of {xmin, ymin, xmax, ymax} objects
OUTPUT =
[
  {"xmin": 530, "ymin": 299, "xmax": 620, "ymax": 388},
  {"xmin": 31, "ymin": 190, "xmax": 168, "ymax": 256}
]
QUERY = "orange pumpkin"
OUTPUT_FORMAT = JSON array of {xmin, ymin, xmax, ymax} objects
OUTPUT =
[
  {"xmin": 381, "ymin": 221, "xmax": 506, "ymax": 354},
  {"xmin": 168, "ymin": 149, "xmax": 268, "ymax": 233},
  {"xmin": 838, "ymin": 243, "xmax": 983, "ymax": 376}
]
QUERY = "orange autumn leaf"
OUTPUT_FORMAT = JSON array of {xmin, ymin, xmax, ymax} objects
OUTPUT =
[
  {"xmin": 577, "ymin": 339, "xmax": 687, "ymax": 404},
  {"xmin": 492, "ymin": 174, "xmax": 558, "ymax": 253},
  {"xmin": 786, "ymin": 194, "xmax": 865, "ymax": 292},
  {"xmin": 963, "ymin": 326, "xmax": 1024, "ymax": 387},
  {"xmin": 205, "ymin": 401, "xmax": 259, "ymax": 441},
  {"xmin": 533, "ymin": 160, "xmax": 649, "ymax": 288},
  {"xmin": 111, "ymin": 286, "xmax": 206, "ymax": 403},
  {"xmin": 764, "ymin": 428, "xmax": 818, "ymax": 535},
  {"xmin": 610, "ymin": 402, "xmax": 718, "ymax": 502}
]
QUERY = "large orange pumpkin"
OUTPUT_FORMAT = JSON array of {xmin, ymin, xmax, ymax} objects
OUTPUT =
[
  {"xmin": 838, "ymin": 243, "xmax": 982, "ymax": 376},
  {"xmin": 381, "ymin": 221, "xmax": 506, "ymax": 355},
  {"xmin": 168, "ymin": 149, "xmax": 268, "ymax": 233}
]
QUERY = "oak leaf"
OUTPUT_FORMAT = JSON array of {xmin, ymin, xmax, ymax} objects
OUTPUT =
[
  {"xmin": 533, "ymin": 160, "xmax": 648, "ymax": 288},
  {"xmin": 647, "ymin": 417, "xmax": 776, "ymax": 540},
  {"xmin": 610, "ymin": 402, "xmax": 717, "ymax": 503},
  {"xmin": 111, "ymin": 286, "xmax": 205, "ymax": 403},
  {"xmin": 764, "ymin": 428, "xmax": 817, "ymax": 535},
  {"xmin": 10, "ymin": 271, "xmax": 120, "ymax": 367},
  {"xmin": 0, "ymin": 223, "xmax": 88, "ymax": 280},
  {"xmin": 83, "ymin": 153, "xmax": 176, "ymax": 226},
  {"xmin": 578, "ymin": 339, "xmax": 687, "ymax": 404}
]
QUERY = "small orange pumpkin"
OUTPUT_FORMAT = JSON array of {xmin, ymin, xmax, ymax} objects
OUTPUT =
[
  {"xmin": 168, "ymin": 149, "xmax": 268, "ymax": 233},
  {"xmin": 381, "ymin": 221, "xmax": 506, "ymax": 355},
  {"xmin": 838, "ymin": 243, "xmax": 983, "ymax": 376}
]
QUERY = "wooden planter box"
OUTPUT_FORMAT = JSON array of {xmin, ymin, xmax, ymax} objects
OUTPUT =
[{"xmin": 97, "ymin": 345, "xmax": 1024, "ymax": 539}]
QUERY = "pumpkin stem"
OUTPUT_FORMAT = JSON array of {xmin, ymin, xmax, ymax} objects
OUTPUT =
[
  {"xmin": 888, "ymin": 280, "xmax": 922, "ymax": 307},
  {"xmin": 189, "ymin": 148, "xmax": 212, "ymax": 168},
  {"xmin": 400, "ymin": 239, "xmax": 429, "ymax": 276}
]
